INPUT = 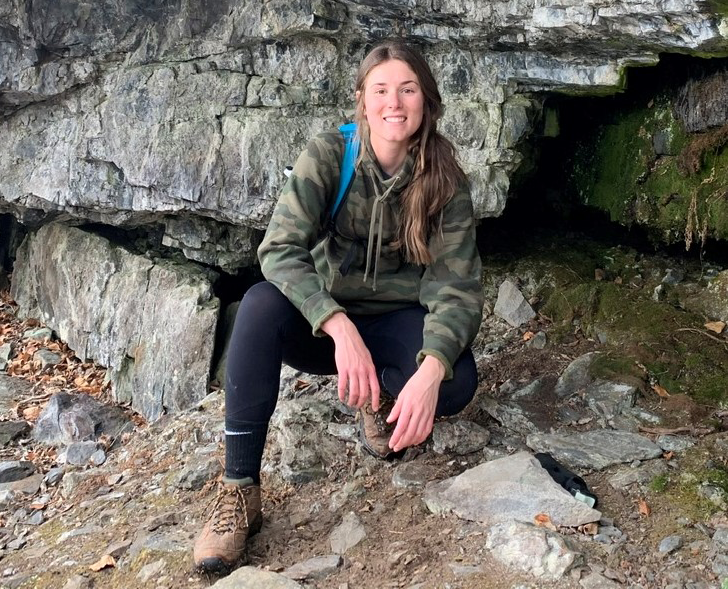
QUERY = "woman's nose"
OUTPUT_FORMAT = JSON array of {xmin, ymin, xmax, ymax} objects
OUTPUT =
[{"xmin": 387, "ymin": 92, "xmax": 401, "ymax": 108}]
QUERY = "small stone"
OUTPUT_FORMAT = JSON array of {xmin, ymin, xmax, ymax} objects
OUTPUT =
[
  {"xmin": 0, "ymin": 489, "xmax": 17, "ymax": 508},
  {"xmin": 0, "ymin": 422, "xmax": 30, "ymax": 447},
  {"xmin": 431, "ymin": 420, "xmax": 490, "ymax": 455},
  {"xmin": 658, "ymin": 535, "xmax": 683, "ymax": 553},
  {"xmin": 712, "ymin": 553, "xmax": 728, "ymax": 576},
  {"xmin": 328, "ymin": 480, "xmax": 365, "ymax": 512},
  {"xmin": 580, "ymin": 572, "xmax": 621, "ymax": 588},
  {"xmin": 0, "ymin": 461, "xmax": 34, "ymax": 483},
  {"xmin": 662, "ymin": 268, "xmax": 684, "ymax": 285},
  {"xmin": 449, "ymin": 564, "xmax": 483, "ymax": 576},
  {"xmin": 392, "ymin": 462, "xmax": 430, "ymax": 489},
  {"xmin": 526, "ymin": 331, "xmax": 547, "ymax": 349},
  {"xmin": 0, "ymin": 473, "xmax": 43, "ymax": 495},
  {"xmin": 22, "ymin": 327, "xmax": 53, "ymax": 341},
  {"xmin": 144, "ymin": 512, "xmax": 180, "ymax": 531},
  {"xmin": 698, "ymin": 483, "xmax": 727, "ymax": 507},
  {"xmin": 7, "ymin": 537, "xmax": 26, "ymax": 550},
  {"xmin": 107, "ymin": 473, "xmax": 123, "ymax": 486},
  {"xmin": 137, "ymin": 559, "xmax": 166, "ymax": 583},
  {"xmin": 44, "ymin": 467, "xmax": 65, "ymax": 486},
  {"xmin": 89, "ymin": 449, "xmax": 106, "ymax": 466},
  {"xmin": 653, "ymin": 284, "xmax": 666, "ymax": 302},
  {"xmin": 32, "ymin": 348, "xmax": 62, "ymax": 369},
  {"xmin": 554, "ymin": 353, "xmax": 600, "ymax": 397},
  {"xmin": 0, "ymin": 343, "xmax": 12, "ymax": 370},
  {"xmin": 105, "ymin": 540, "xmax": 132, "ymax": 559},
  {"xmin": 712, "ymin": 526, "xmax": 728, "ymax": 550},
  {"xmin": 283, "ymin": 555, "xmax": 342, "ymax": 580},
  {"xmin": 326, "ymin": 423, "xmax": 358, "ymax": 443},
  {"xmin": 655, "ymin": 435, "xmax": 695, "ymax": 453},
  {"xmin": 65, "ymin": 441, "xmax": 101, "ymax": 466},
  {"xmin": 27, "ymin": 510, "xmax": 44, "ymax": 525},
  {"xmin": 330, "ymin": 512, "xmax": 366, "ymax": 554},
  {"xmin": 62, "ymin": 574, "xmax": 93, "ymax": 589},
  {"xmin": 494, "ymin": 279, "xmax": 536, "ymax": 327}
]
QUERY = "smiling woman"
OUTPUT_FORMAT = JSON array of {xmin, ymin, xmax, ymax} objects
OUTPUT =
[{"xmin": 193, "ymin": 40, "xmax": 484, "ymax": 577}]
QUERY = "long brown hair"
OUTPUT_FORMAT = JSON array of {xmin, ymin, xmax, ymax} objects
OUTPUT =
[{"xmin": 354, "ymin": 40, "xmax": 467, "ymax": 266}]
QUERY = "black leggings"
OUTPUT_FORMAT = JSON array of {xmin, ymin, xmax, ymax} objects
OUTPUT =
[{"xmin": 225, "ymin": 281, "xmax": 477, "ymax": 423}]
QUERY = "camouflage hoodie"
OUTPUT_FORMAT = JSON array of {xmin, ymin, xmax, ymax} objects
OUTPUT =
[{"xmin": 258, "ymin": 130, "xmax": 484, "ymax": 379}]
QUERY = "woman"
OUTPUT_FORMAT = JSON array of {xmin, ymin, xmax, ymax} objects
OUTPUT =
[{"xmin": 194, "ymin": 40, "xmax": 484, "ymax": 574}]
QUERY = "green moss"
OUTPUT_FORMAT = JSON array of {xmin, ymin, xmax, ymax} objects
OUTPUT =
[
  {"xmin": 650, "ymin": 473, "xmax": 669, "ymax": 493},
  {"xmin": 707, "ymin": 0, "xmax": 728, "ymax": 18}
]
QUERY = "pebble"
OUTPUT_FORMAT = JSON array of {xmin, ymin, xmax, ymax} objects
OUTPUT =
[
  {"xmin": 656, "ymin": 435, "xmax": 695, "ymax": 453},
  {"xmin": 283, "ymin": 555, "xmax": 342, "ymax": 580},
  {"xmin": 712, "ymin": 526, "xmax": 728, "ymax": 550},
  {"xmin": 330, "ymin": 512, "xmax": 366, "ymax": 554},
  {"xmin": 0, "ymin": 461, "xmax": 35, "ymax": 484},
  {"xmin": 44, "ymin": 467, "xmax": 65, "ymax": 487},
  {"xmin": 658, "ymin": 535, "xmax": 683, "ymax": 553},
  {"xmin": 137, "ymin": 559, "xmax": 166, "ymax": 583},
  {"xmin": 32, "ymin": 348, "xmax": 62, "ymax": 369},
  {"xmin": 26, "ymin": 510, "xmax": 44, "ymax": 525},
  {"xmin": 22, "ymin": 327, "xmax": 53, "ymax": 341},
  {"xmin": 392, "ymin": 462, "xmax": 430, "ymax": 489}
]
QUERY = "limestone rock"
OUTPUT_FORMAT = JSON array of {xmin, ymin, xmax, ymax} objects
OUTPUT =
[
  {"xmin": 485, "ymin": 520, "xmax": 582, "ymax": 579},
  {"xmin": 494, "ymin": 280, "xmax": 536, "ymax": 327},
  {"xmin": 330, "ymin": 512, "xmax": 366, "ymax": 554},
  {"xmin": 12, "ymin": 224, "xmax": 219, "ymax": 421},
  {"xmin": 423, "ymin": 451, "xmax": 601, "ymax": 528},
  {"xmin": 526, "ymin": 430, "xmax": 662, "ymax": 471},
  {"xmin": 32, "ymin": 392, "xmax": 130, "ymax": 446},
  {"xmin": 210, "ymin": 567, "xmax": 304, "ymax": 589},
  {"xmin": 431, "ymin": 419, "xmax": 490, "ymax": 455}
]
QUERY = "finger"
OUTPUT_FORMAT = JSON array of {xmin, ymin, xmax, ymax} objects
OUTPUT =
[
  {"xmin": 347, "ymin": 376, "xmax": 360, "ymax": 408},
  {"xmin": 337, "ymin": 374, "xmax": 347, "ymax": 403},
  {"xmin": 354, "ymin": 374, "xmax": 369, "ymax": 409},
  {"xmin": 369, "ymin": 372, "xmax": 380, "ymax": 412},
  {"xmin": 389, "ymin": 407, "xmax": 411, "ymax": 450},
  {"xmin": 394, "ymin": 414, "xmax": 420, "ymax": 451},
  {"xmin": 386, "ymin": 397, "xmax": 401, "ymax": 424}
]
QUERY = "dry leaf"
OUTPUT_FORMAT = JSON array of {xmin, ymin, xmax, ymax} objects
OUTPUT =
[
  {"xmin": 614, "ymin": 276, "xmax": 623, "ymax": 285},
  {"xmin": 705, "ymin": 321, "xmax": 726, "ymax": 334},
  {"xmin": 534, "ymin": 513, "xmax": 557, "ymax": 530},
  {"xmin": 651, "ymin": 384, "xmax": 670, "ymax": 398},
  {"xmin": 22, "ymin": 406, "xmax": 41, "ymax": 420},
  {"xmin": 523, "ymin": 331, "xmax": 534, "ymax": 341},
  {"xmin": 89, "ymin": 554, "xmax": 116, "ymax": 572},
  {"xmin": 581, "ymin": 522, "xmax": 599, "ymax": 535},
  {"xmin": 663, "ymin": 451, "xmax": 674, "ymax": 460},
  {"xmin": 638, "ymin": 499, "xmax": 651, "ymax": 517}
]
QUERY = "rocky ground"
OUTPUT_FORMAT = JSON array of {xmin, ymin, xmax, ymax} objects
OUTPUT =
[{"xmin": 1, "ymin": 236, "xmax": 728, "ymax": 589}]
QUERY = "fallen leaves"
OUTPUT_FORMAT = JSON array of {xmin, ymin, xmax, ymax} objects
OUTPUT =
[
  {"xmin": 534, "ymin": 513, "xmax": 557, "ymax": 531},
  {"xmin": 705, "ymin": 320, "xmax": 726, "ymax": 334},
  {"xmin": 651, "ymin": 383, "xmax": 671, "ymax": 398},
  {"xmin": 637, "ymin": 498, "xmax": 651, "ymax": 517},
  {"xmin": 89, "ymin": 554, "xmax": 116, "ymax": 572}
]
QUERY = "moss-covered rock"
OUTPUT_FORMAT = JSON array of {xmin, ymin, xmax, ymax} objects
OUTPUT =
[{"xmin": 567, "ymin": 74, "xmax": 728, "ymax": 248}]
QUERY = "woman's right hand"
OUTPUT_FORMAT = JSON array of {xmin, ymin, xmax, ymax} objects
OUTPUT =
[{"xmin": 321, "ymin": 312, "xmax": 380, "ymax": 410}]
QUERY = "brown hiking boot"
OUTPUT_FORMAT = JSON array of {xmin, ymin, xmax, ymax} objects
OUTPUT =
[
  {"xmin": 193, "ymin": 478, "xmax": 262, "ymax": 574},
  {"xmin": 358, "ymin": 397, "xmax": 398, "ymax": 459}
]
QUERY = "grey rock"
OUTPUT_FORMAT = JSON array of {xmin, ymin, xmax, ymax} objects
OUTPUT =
[
  {"xmin": 61, "ymin": 471, "xmax": 94, "ymax": 498},
  {"xmin": 326, "ymin": 423, "xmax": 358, "ymax": 443},
  {"xmin": 526, "ymin": 331, "xmax": 547, "ymax": 349},
  {"xmin": 0, "ymin": 421, "xmax": 30, "ymax": 446},
  {"xmin": 481, "ymin": 396, "xmax": 544, "ymax": 435},
  {"xmin": 697, "ymin": 483, "xmax": 726, "ymax": 507},
  {"xmin": 23, "ymin": 327, "xmax": 53, "ymax": 341},
  {"xmin": 328, "ymin": 480, "xmax": 365, "ymax": 512},
  {"xmin": 486, "ymin": 520, "xmax": 582, "ymax": 579},
  {"xmin": 580, "ymin": 572, "xmax": 622, "ymax": 588},
  {"xmin": 624, "ymin": 407, "xmax": 662, "ymax": 425},
  {"xmin": 174, "ymin": 455, "xmax": 220, "ymax": 490},
  {"xmin": 267, "ymin": 399, "xmax": 337, "ymax": 483},
  {"xmin": 584, "ymin": 380, "xmax": 636, "ymax": 420},
  {"xmin": 137, "ymin": 559, "xmax": 166, "ymax": 583},
  {"xmin": 32, "ymin": 392, "xmax": 130, "ymax": 446},
  {"xmin": 661, "ymin": 268, "xmax": 684, "ymax": 285},
  {"xmin": 494, "ymin": 280, "xmax": 536, "ymax": 327},
  {"xmin": 424, "ymin": 451, "xmax": 601, "ymax": 527},
  {"xmin": 431, "ymin": 420, "xmax": 490, "ymax": 455},
  {"xmin": 330, "ymin": 512, "xmax": 366, "ymax": 554},
  {"xmin": 0, "ymin": 374, "xmax": 33, "ymax": 414},
  {"xmin": 656, "ymin": 434, "xmax": 695, "ymax": 453},
  {"xmin": 554, "ymin": 353, "xmax": 600, "ymax": 397},
  {"xmin": 449, "ymin": 563, "xmax": 484, "ymax": 576},
  {"xmin": 210, "ymin": 567, "xmax": 303, "ymax": 588},
  {"xmin": 65, "ymin": 441, "xmax": 101, "ymax": 466},
  {"xmin": 57, "ymin": 525, "xmax": 101, "ymax": 545},
  {"xmin": 712, "ymin": 553, "xmax": 728, "ymax": 577},
  {"xmin": 12, "ymin": 224, "xmax": 219, "ymax": 421},
  {"xmin": 526, "ymin": 430, "xmax": 662, "ymax": 471},
  {"xmin": 712, "ymin": 526, "xmax": 728, "ymax": 550},
  {"xmin": 89, "ymin": 449, "xmax": 106, "ymax": 466},
  {"xmin": 0, "ymin": 489, "xmax": 18, "ymax": 508},
  {"xmin": 32, "ymin": 348, "xmax": 62, "ymax": 369},
  {"xmin": 0, "ymin": 343, "xmax": 11, "ymax": 370},
  {"xmin": 658, "ymin": 534, "xmax": 683, "ymax": 553},
  {"xmin": 608, "ymin": 460, "xmax": 668, "ymax": 490},
  {"xmin": 44, "ymin": 467, "xmax": 65, "ymax": 486},
  {"xmin": 0, "ymin": 473, "xmax": 43, "ymax": 495},
  {"xmin": 0, "ymin": 460, "xmax": 34, "ymax": 483},
  {"xmin": 26, "ymin": 510, "xmax": 44, "ymax": 525},
  {"xmin": 61, "ymin": 575, "xmax": 93, "ymax": 589},
  {"xmin": 392, "ymin": 462, "xmax": 431, "ymax": 490},
  {"xmin": 283, "ymin": 554, "xmax": 342, "ymax": 580}
]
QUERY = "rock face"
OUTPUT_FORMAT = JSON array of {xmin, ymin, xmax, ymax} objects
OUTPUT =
[
  {"xmin": 1, "ymin": 1, "xmax": 728, "ymax": 271},
  {"xmin": 11, "ymin": 224, "xmax": 219, "ymax": 421}
]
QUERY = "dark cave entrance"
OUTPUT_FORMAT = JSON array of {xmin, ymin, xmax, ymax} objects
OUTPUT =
[{"xmin": 479, "ymin": 53, "xmax": 728, "ymax": 267}]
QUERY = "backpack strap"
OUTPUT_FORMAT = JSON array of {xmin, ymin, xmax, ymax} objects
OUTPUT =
[{"xmin": 327, "ymin": 122, "xmax": 359, "ymax": 232}]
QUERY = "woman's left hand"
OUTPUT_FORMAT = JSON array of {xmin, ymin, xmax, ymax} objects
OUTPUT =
[{"xmin": 386, "ymin": 355, "xmax": 445, "ymax": 452}]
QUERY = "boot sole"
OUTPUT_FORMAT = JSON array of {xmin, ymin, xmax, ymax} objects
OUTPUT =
[{"xmin": 194, "ymin": 514, "xmax": 263, "ymax": 576}]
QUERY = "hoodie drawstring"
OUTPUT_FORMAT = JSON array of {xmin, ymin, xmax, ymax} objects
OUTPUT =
[{"xmin": 363, "ymin": 176, "xmax": 399, "ymax": 291}]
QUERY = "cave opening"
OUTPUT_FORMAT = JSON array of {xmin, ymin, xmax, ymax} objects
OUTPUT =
[{"xmin": 479, "ymin": 53, "xmax": 728, "ymax": 268}]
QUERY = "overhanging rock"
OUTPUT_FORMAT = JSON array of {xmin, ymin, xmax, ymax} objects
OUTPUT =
[{"xmin": 10, "ymin": 223, "xmax": 219, "ymax": 421}]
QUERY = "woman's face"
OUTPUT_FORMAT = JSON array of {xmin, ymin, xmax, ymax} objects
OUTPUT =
[{"xmin": 360, "ymin": 59, "xmax": 425, "ymax": 157}]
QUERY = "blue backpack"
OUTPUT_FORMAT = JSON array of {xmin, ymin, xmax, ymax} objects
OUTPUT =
[{"xmin": 327, "ymin": 122, "xmax": 360, "ymax": 231}]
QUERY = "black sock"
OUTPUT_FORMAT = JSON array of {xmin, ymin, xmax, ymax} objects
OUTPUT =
[{"xmin": 225, "ymin": 419, "xmax": 269, "ymax": 485}]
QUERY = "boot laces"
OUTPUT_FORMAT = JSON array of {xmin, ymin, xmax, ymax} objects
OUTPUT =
[{"xmin": 208, "ymin": 485, "xmax": 250, "ymax": 535}]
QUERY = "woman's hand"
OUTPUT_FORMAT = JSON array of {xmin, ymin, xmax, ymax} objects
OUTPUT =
[
  {"xmin": 321, "ymin": 312, "xmax": 380, "ymax": 410},
  {"xmin": 386, "ymin": 355, "xmax": 445, "ymax": 452}
]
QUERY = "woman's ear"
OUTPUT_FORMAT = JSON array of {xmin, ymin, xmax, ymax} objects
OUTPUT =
[{"xmin": 355, "ymin": 90, "xmax": 363, "ymax": 114}]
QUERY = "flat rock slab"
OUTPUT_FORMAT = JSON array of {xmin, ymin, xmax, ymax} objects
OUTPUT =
[
  {"xmin": 554, "ymin": 353, "xmax": 600, "ymax": 397},
  {"xmin": 423, "ymin": 451, "xmax": 601, "ymax": 528},
  {"xmin": 283, "ymin": 554, "xmax": 342, "ymax": 580},
  {"xmin": 330, "ymin": 512, "xmax": 366, "ymax": 554},
  {"xmin": 0, "ymin": 421, "xmax": 30, "ymax": 446},
  {"xmin": 431, "ymin": 419, "xmax": 490, "ymax": 455},
  {"xmin": 494, "ymin": 279, "xmax": 536, "ymax": 327},
  {"xmin": 0, "ymin": 374, "xmax": 33, "ymax": 414},
  {"xmin": 608, "ymin": 460, "xmax": 669, "ymax": 490},
  {"xmin": 210, "ymin": 567, "xmax": 303, "ymax": 588},
  {"xmin": 584, "ymin": 380, "xmax": 636, "ymax": 420},
  {"xmin": 526, "ymin": 430, "xmax": 662, "ymax": 471}
]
